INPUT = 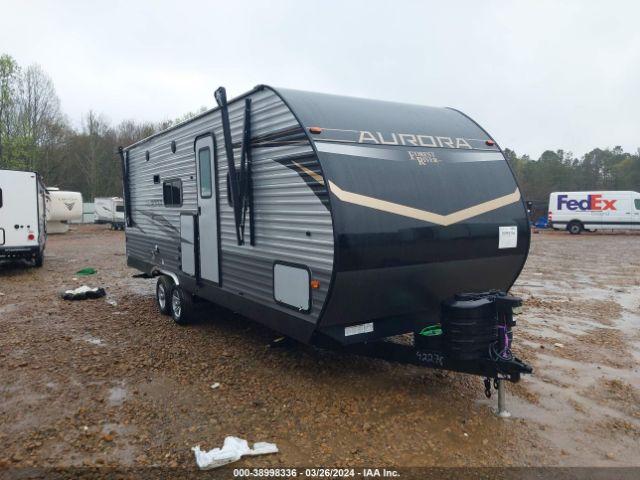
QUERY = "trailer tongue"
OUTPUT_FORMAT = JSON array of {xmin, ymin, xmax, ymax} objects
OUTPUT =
[{"xmin": 328, "ymin": 290, "xmax": 532, "ymax": 416}]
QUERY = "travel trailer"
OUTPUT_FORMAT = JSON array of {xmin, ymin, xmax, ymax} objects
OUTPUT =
[
  {"xmin": 46, "ymin": 188, "xmax": 83, "ymax": 233},
  {"xmin": 548, "ymin": 191, "xmax": 640, "ymax": 234},
  {"xmin": 120, "ymin": 86, "xmax": 532, "ymax": 386},
  {"xmin": 94, "ymin": 197, "xmax": 125, "ymax": 230},
  {"xmin": 0, "ymin": 169, "xmax": 47, "ymax": 266}
]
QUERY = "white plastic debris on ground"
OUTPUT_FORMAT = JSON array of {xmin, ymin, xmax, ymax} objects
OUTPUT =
[
  {"xmin": 62, "ymin": 285, "xmax": 106, "ymax": 300},
  {"xmin": 65, "ymin": 286, "xmax": 96, "ymax": 295},
  {"xmin": 192, "ymin": 436, "xmax": 278, "ymax": 470}
]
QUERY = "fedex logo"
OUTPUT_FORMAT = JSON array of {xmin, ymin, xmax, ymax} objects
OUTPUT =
[{"xmin": 557, "ymin": 194, "xmax": 617, "ymax": 211}]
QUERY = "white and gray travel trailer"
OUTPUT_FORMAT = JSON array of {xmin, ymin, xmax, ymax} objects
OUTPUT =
[
  {"xmin": 549, "ymin": 190, "xmax": 640, "ymax": 234},
  {"xmin": 46, "ymin": 188, "xmax": 83, "ymax": 233},
  {"xmin": 121, "ymin": 85, "xmax": 533, "ymax": 389},
  {"xmin": 94, "ymin": 197, "xmax": 125, "ymax": 230},
  {"xmin": 0, "ymin": 169, "xmax": 47, "ymax": 266}
]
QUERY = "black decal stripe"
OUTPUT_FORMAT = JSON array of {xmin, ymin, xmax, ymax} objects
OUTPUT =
[
  {"xmin": 270, "ymin": 153, "xmax": 331, "ymax": 211},
  {"xmin": 136, "ymin": 210, "xmax": 180, "ymax": 235}
]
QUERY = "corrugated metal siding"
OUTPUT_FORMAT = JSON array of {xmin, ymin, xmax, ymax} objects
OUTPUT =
[{"xmin": 125, "ymin": 88, "xmax": 334, "ymax": 324}]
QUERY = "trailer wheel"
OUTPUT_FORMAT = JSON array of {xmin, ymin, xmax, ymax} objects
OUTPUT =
[
  {"xmin": 568, "ymin": 221, "xmax": 583, "ymax": 235},
  {"xmin": 156, "ymin": 276, "xmax": 173, "ymax": 315},
  {"xmin": 34, "ymin": 252, "xmax": 44, "ymax": 268},
  {"xmin": 170, "ymin": 286, "xmax": 193, "ymax": 325}
]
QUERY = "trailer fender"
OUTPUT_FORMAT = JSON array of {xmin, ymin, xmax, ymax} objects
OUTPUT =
[{"xmin": 150, "ymin": 267, "xmax": 180, "ymax": 286}]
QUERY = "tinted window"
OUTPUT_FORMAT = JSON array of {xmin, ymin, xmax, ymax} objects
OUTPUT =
[
  {"xmin": 0, "ymin": 188, "xmax": 3, "ymax": 208},
  {"xmin": 198, "ymin": 147, "xmax": 212, "ymax": 198},
  {"xmin": 163, "ymin": 179, "xmax": 182, "ymax": 206},
  {"xmin": 635, "ymin": 199, "xmax": 640, "ymax": 210}
]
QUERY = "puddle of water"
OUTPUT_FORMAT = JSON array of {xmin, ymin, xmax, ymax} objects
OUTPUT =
[
  {"xmin": 510, "ymin": 236, "xmax": 640, "ymax": 465},
  {"xmin": 125, "ymin": 279, "xmax": 155, "ymax": 297},
  {"xmin": 81, "ymin": 335, "xmax": 105, "ymax": 346},
  {"xmin": 108, "ymin": 385, "xmax": 128, "ymax": 406},
  {"xmin": 0, "ymin": 303, "xmax": 18, "ymax": 314}
]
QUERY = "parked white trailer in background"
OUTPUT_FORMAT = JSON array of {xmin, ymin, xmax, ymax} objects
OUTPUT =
[
  {"xmin": 94, "ymin": 197, "xmax": 125, "ymax": 230},
  {"xmin": 46, "ymin": 188, "xmax": 83, "ymax": 234},
  {"xmin": 0, "ymin": 169, "xmax": 47, "ymax": 266},
  {"xmin": 549, "ymin": 191, "xmax": 640, "ymax": 234}
]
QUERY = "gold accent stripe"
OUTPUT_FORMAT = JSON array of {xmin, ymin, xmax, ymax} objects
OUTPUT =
[
  {"xmin": 328, "ymin": 181, "xmax": 521, "ymax": 226},
  {"xmin": 292, "ymin": 160, "xmax": 325, "ymax": 185}
]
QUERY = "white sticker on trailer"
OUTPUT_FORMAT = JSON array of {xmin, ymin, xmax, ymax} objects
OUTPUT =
[
  {"xmin": 344, "ymin": 322, "xmax": 374, "ymax": 336},
  {"xmin": 498, "ymin": 226, "xmax": 518, "ymax": 249}
]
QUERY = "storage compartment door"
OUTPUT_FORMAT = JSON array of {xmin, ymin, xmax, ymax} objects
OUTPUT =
[
  {"xmin": 273, "ymin": 262, "xmax": 311, "ymax": 313},
  {"xmin": 180, "ymin": 214, "xmax": 196, "ymax": 276}
]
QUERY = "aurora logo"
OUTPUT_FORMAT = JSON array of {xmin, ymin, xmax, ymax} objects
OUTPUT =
[{"xmin": 358, "ymin": 131, "xmax": 472, "ymax": 149}]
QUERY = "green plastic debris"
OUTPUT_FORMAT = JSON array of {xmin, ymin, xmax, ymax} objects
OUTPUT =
[
  {"xmin": 419, "ymin": 324, "xmax": 442, "ymax": 336},
  {"xmin": 76, "ymin": 267, "xmax": 97, "ymax": 276}
]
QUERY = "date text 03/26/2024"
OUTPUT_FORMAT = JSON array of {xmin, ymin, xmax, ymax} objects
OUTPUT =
[{"xmin": 233, "ymin": 468, "xmax": 400, "ymax": 478}]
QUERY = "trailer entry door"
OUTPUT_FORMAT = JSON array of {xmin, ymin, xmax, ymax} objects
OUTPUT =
[{"xmin": 195, "ymin": 135, "xmax": 220, "ymax": 284}]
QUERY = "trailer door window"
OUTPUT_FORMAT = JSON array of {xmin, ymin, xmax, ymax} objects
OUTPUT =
[
  {"xmin": 163, "ymin": 179, "xmax": 182, "ymax": 207},
  {"xmin": 198, "ymin": 147, "xmax": 212, "ymax": 198}
]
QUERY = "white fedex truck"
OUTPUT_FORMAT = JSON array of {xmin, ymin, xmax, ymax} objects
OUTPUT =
[
  {"xmin": 548, "ymin": 191, "xmax": 640, "ymax": 234},
  {"xmin": 0, "ymin": 169, "xmax": 48, "ymax": 266}
]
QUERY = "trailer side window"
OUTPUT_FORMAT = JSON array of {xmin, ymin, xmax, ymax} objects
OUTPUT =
[
  {"xmin": 163, "ymin": 179, "xmax": 182, "ymax": 207},
  {"xmin": 198, "ymin": 147, "xmax": 212, "ymax": 199},
  {"xmin": 635, "ymin": 199, "xmax": 640, "ymax": 210}
]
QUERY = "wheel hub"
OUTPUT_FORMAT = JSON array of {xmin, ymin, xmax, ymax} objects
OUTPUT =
[
  {"xmin": 172, "ymin": 291, "xmax": 181, "ymax": 318},
  {"xmin": 157, "ymin": 284, "xmax": 166, "ymax": 309}
]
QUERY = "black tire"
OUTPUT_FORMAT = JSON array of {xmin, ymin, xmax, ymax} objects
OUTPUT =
[
  {"xmin": 568, "ymin": 221, "xmax": 583, "ymax": 235},
  {"xmin": 170, "ymin": 285, "xmax": 193, "ymax": 325},
  {"xmin": 34, "ymin": 251, "xmax": 44, "ymax": 268},
  {"xmin": 156, "ymin": 276, "xmax": 173, "ymax": 315}
]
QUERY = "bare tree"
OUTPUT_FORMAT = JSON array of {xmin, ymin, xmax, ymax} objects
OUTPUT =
[{"xmin": 17, "ymin": 64, "xmax": 66, "ymax": 170}]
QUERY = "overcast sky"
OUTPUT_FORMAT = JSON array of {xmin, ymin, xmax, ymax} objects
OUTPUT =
[{"xmin": 2, "ymin": 0, "xmax": 639, "ymax": 158}]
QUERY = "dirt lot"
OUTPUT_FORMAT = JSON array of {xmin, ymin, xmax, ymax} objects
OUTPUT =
[{"xmin": 1, "ymin": 225, "xmax": 639, "ymax": 473}]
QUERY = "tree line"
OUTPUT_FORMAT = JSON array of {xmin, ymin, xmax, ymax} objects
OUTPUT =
[
  {"xmin": 1, "ymin": 53, "xmax": 639, "ymax": 204},
  {"xmin": 0, "ymin": 54, "xmax": 201, "ymax": 201},
  {"xmin": 505, "ymin": 147, "xmax": 640, "ymax": 207}
]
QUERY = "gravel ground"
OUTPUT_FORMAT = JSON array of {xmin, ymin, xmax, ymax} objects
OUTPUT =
[
  {"xmin": 510, "ymin": 229, "xmax": 640, "ymax": 467},
  {"xmin": 1, "ymin": 225, "xmax": 638, "ymax": 474}
]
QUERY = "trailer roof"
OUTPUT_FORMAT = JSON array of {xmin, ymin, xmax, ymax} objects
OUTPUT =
[
  {"xmin": 123, "ymin": 85, "xmax": 493, "ymax": 150},
  {"xmin": 275, "ymin": 87, "xmax": 492, "ymax": 146}
]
